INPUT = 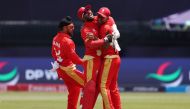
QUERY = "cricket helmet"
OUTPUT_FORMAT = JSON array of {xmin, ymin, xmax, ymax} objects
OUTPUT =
[{"xmin": 97, "ymin": 7, "xmax": 111, "ymax": 18}]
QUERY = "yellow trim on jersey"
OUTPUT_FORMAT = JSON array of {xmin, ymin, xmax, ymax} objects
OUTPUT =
[
  {"xmin": 100, "ymin": 58, "xmax": 112, "ymax": 109},
  {"xmin": 96, "ymin": 49, "xmax": 102, "ymax": 56},
  {"xmin": 86, "ymin": 59, "xmax": 93, "ymax": 82},
  {"xmin": 104, "ymin": 55, "xmax": 119, "ymax": 59},
  {"xmin": 60, "ymin": 64, "xmax": 76, "ymax": 71},
  {"xmin": 60, "ymin": 65, "xmax": 84, "ymax": 86},
  {"xmin": 83, "ymin": 55, "xmax": 94, "ymax": 60}
]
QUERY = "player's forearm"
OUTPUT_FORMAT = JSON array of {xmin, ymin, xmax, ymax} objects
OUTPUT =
[
  {"xmin": 70, "ymin": 52, "xmax": 83, "ymax": 65},
  {"xmin": 86, "ymin": 39, "xmax": 104, "ymax": 49}
]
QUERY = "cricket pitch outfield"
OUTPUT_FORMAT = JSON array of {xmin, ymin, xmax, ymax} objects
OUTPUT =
[{"xmin": 0, "ymin": 92, "xmax": 190, "ymax": 109}]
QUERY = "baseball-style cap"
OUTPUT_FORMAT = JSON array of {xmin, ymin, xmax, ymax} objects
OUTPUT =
[{"xmin": 77, "ymin": 4, "xmax": 92, "ymax": 20}]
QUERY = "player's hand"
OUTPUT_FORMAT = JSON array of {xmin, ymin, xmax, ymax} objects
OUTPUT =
[
  {"xmin": 86, "ymin": 32, "xmax": 95, "ymax": 40},
  {"xmin": 104, "ymin": 34, "xmax": 113, "ymax": 43},
  {"xmin": 50, "ymin": 61, "xmax": 59, "ymax": 72}
]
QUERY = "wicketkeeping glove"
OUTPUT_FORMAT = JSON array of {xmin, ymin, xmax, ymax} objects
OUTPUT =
[{"xmin": 104, "ymin": 34, "xmax": 113, "ymax": 43}]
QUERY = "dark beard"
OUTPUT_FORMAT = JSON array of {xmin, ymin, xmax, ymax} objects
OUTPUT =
[
  {"xmin": 86, "ymin": 17, "xmax": 94, "ymax": 22},
  {"xmin": 84, "ymin": 15, "xmax": 94, "ymax": 22},
  {"xmin": 67, "ymin": 32, "xmax": 73, "ymax": 37}
]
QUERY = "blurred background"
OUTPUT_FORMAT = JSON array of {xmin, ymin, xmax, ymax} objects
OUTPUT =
[{"xmin": 0, "ymin": 0, "xmax": 190, "ymax": 93}]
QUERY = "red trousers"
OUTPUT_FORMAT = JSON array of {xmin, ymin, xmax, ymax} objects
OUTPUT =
[
  {"xmin": 98, "ymin": 56, "xmax": 121, "ymax": 109},
  {"xmin": 57, "ymin": 56, "xmax": 101, "ymax": 109},
  {"xmin": 80, "ymin": 56, "xmax": 101, "ymax": 109},
  {"xmin": 57, "ymin": 68, "xmax": 84, "ymax": 109},
  {"xmin": 83, "ymin": 56, "xmax": 101, "ymax": 82}
]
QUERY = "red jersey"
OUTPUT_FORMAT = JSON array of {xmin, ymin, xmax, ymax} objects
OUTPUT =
[
  {"xmin": 99, "ymin": 17, "xmax": 119, "ymax": 57},
  {"xmin": 81, "ymin": 16, "xmax": 104, "ymax": 57},
  {"xmin": 51, "ymin": 32, "xmax": 83, "ymax": 67}
]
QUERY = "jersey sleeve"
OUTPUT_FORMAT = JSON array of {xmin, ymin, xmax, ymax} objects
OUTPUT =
[
  {"xmin": 100, "ymin": 24, "xmax": 113, "ymax": 38},
  {"xmin": 81, "ymin": 28, "xmax": 104, "ymax": 49},
  {"xmin": 51, "ymin": 46, "xmax": 56, "ymax": 60},
  {"xmin": 63, "ymin": 41, "xmax": 83, "ymax": 65},
  {"xmin": 104, "ymin": 25, "xmax": 113, "ymax": 35},
  {"xmin": 85, "ymin": 39, "xmax": 104, "ymax": 49},
  {"xmin": 51, "ymin": 39, "xmax": 57, "ymax": 61}
]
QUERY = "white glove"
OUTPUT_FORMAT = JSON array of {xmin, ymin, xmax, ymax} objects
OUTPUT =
[
  {"xmin": 50, "ymin": 61, "xmax": 59, "ymax": 72},
  {"xmin": 112, "ymin": 37, "xmax": 121, "ymax": 51},
  {"xmin": 112, "ymin": 24, "xmax": 120, "ymax": 39},
  {"xmin": 112, "ymin": 24, "xmax": 121, "ymax": 51}
]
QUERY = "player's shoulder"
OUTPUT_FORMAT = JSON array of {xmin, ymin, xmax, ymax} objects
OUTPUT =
[
  {"xmin": 92, "ymin": 16, "xmax": 99, "ymax": 25},
  {"xmin": 105, "ymin": 16, "xmax": 115, "ymax": 26},
  {"xmin": 62, "ymin": 36, "xmax": 71, "ymax": 43},
  {"xmin": 93, "ymin": 16, "xmax": 98, "ymax": 22},
  {"xmin": 104, "ymin": 25, "xmax": 112, "ymax": 31},
  {"xmin": 102, "ymin": 23, "xmax": 112, "ymax": 29},
  {"xmin": 52, "ymin": 33, "xmax": 60, "ymax": 42}
]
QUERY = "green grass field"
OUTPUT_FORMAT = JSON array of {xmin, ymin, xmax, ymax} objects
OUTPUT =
[{"xmin": 0, "ymin": 92, "xmax": 190, "ymax": 109}]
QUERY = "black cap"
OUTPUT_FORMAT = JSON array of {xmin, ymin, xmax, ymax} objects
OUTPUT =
[{"xmin": 58, "ymin": 16, "xmax": 73, "ymax": 29}]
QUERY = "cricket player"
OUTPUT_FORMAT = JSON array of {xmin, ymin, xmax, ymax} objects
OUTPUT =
[
  {"xmin": 51, "ymin": 16, "xmax": 85, "ymax": 109},
  {"xmin": 77, "ymin": 5, "xmax": 112, "ymax": 109},
  {"xmin": 97, "ymin": 7, "xmax": 121, "ymax": 109}
]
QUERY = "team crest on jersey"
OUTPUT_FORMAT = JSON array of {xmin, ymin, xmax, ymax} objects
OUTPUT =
[{"xmin": 96, "ymin": 50, "xmax": 102, "ymax": 56}]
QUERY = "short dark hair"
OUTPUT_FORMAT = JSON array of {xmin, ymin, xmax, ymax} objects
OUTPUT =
[{"xmin": 58, "ymin": 16, "xmax": 73, "ymax": 30}]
